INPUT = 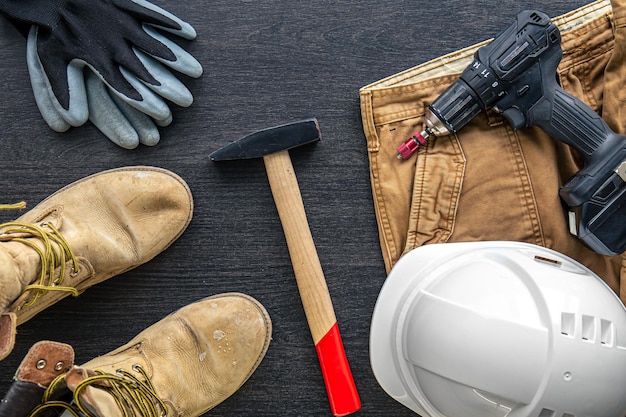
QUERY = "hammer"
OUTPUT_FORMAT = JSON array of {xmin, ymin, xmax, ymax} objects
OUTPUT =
[{"xmin": 210, "ymin": 118, "xmax": 361, "ymax": 416}]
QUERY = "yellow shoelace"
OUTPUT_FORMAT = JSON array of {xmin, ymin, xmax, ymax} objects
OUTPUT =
[
  {"xmin": 0, "ymin": 202, "xmax": 81, "ymax": 308},
  {"xmin": 28, "ymin": 364, "xmax": 168, "ymax": 417},
  {"xmin": 0, "ymin": 201, "xmax": 27, "ymax": 210}
]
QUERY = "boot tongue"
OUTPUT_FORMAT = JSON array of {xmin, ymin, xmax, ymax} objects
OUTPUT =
[
  {"xmin": 66, "ymin": 367, "xmax": 124, "ymax": 417},
  {"xmin": 0, "ymin": 210, "xmax": 66, "ymax": 312}
]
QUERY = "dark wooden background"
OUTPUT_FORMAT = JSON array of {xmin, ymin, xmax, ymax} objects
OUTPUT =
[{"xmin": 0, "ymin": 0, "xmax": 592, "ymax": 415}]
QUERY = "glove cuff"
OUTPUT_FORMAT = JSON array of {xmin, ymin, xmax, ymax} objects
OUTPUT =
[{"xmin": 0, "ymin": 0, "xmax": 66, "ymax": 31}]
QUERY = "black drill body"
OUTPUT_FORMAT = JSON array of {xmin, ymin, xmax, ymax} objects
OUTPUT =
[{"xmin": 421, "ymin": 10, "xmax": 626, "ymax": 255}]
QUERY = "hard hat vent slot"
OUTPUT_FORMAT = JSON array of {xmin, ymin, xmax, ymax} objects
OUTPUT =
[
  {"xmin": 560, "ymin": 312, "xmax": 575, "ymax": 337},
  {"xmin": 582, "ymin": 315, "xmax": 595, "ymax": 342},
  {"xmin": 561, "ymin": 312, "xmax": 614, "ymax": 346},
  {"xmin": 600, "ymin": 318, "xmax": 614, "ymax": 346}
]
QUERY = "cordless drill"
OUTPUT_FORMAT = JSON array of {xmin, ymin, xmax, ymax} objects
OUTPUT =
[{"xmin": 397, "ymin": 10, "xmax": 626, "ymax": 256}]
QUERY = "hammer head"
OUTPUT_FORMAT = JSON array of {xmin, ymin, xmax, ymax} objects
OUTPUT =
[{"xmin": 210, "ymin": 118, "xmax": 321, "ymax": 161}]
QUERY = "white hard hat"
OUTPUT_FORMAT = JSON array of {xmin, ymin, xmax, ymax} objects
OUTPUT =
[{"xmin": 370, "ymin": 241, "xmax": 626, "ymax": 417}]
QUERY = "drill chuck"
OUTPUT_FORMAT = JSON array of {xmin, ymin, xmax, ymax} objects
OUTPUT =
[
  {"xmin": 429, "ymin": 57, "xmax": 508, "ymax": 135},
  {"xmin": 395, "ymin": 80, "xmax": 482, "ymax": 160},
  {"xmin": 396, "ymin": 61, "xmax": 497, "ymax": 160},
  {"xmin": 429, "ymin": 79, "xmax": 483, "ymax": 134}
]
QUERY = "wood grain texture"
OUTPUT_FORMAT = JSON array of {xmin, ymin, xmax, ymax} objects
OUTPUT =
[
  {"xmin": 264, "ymin": 150, "xmax": 337, "ymax": 343},
  {"xmin": 0, "ymin": 0, "xmax": 593, "ymax": 416}
]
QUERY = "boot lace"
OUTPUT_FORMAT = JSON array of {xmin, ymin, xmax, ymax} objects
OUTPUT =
[
  {"xmin": 0, "ymin": 202, "xmax": 27, "ymax": 210},
  {"xmin": 28, "ymin": 364, "xmax": 168, "ymax": 417},
  {"xmin": 0, "ymin": 202, "xmax": 81, "ymax": 308}
]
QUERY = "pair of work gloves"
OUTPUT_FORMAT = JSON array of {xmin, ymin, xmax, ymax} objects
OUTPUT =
[{"xmin": 0, "ymin": 0, "xmax": 203, "ymax": 149}]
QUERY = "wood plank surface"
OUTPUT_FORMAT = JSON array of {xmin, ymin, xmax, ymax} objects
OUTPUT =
[{"xmin": 0, "ymin": 0, "xmax": 593, "ymax": 415}]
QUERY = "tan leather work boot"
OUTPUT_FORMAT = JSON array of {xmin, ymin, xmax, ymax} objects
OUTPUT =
[
  {"xmin": 0, "ymin": 166, "xmax": 193, "ymax": 361},
  {"xmin": 27, "ymin": 293, "xmax": 272, "ymax": 417}
]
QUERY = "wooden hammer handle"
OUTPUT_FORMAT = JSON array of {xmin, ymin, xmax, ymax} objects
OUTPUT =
[
  {"xmin": 263, "ymin": 150, "xmax": 361, "ymax": 416},
  {"xmin": 264, "ymin": 150, "xmax": 336, "ymax": 340}
]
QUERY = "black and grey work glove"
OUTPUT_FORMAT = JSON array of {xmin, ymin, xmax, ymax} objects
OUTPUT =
[{"xmin": 0, "ymin": 0, "xmax": 203, "ymax": 148}]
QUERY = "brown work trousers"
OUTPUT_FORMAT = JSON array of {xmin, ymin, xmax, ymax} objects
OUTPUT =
[{"xmin": 360, "ymin": 0, "xmax": 626, "ymax": 303}]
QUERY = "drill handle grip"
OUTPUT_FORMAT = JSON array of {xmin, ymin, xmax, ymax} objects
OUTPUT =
[
  {"xmin": 529, "ymin": 84, "xmax": 626, "ymax": 207},
  {"xmin": 538, "ymin": 86, "xmax": 613, "ymax": 159}
]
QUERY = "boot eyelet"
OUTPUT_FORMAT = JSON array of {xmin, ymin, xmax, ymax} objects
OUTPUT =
[
  {"xmin": 54, "ymin": 361, "xmax": 64, "ymax": 371},
  {"xmin": 70, "ymin": 268, "xmax": 79, "ymax": 277},
  {"xmin": 132, "ymin": 364, "xmax": 143, "ymax": 373},
  {"xmin": 36, "ymin": 359, "xmax": 47, "ymax": 369}
]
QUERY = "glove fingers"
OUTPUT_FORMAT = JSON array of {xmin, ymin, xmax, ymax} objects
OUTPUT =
[
  {"xmin": 154, "ymin": 113, "xmax": 173, "ymax": 127},
  {"xmin": 86, "ymin": 71, "xmax": 140, "ymax": 149},
  {"xmin": 54, "ymin": 62, "xmax": 89, "ymax": 126},
  {"xmin": 32, "ymin": 91, "xmax": 71, "ymax": 132},
  {"xmin": 27, "ymin": 27, "xmax": 88, "ymax": 128},
  {"xmin": 104, "ymin": 67, "xmax": 173, "ymax": 121},
  {"xmin": 132, "ymin": 0, "xmax": 198, "ymax": 40},
  {"xmin": 27, "ymin": 59, "xmax": 71, "ymax": 132},
  {"xmin": 142, "ymin": 25, "xmax": 203, "ymax": 78},
  {"xmin": 110, "ymin": 93, "xmax": 161, "ymax": 146},
  {"xmin": 133, "ymin": 49, "xmax": 194, "ymax": 107}
]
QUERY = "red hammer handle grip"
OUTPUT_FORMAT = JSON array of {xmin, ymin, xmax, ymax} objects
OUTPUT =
[
  {"xmin": 316, "ymin": 322, "xmax": 362, "ymax": 416},
  {"xmin": 263, "ymin": 150, "xmax": 361, "ymax": 416}
]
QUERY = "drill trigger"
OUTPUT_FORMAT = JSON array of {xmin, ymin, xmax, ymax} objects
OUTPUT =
[{"xmin": 501, "ymin": 107, "xmax": 526, "ymax": 130}]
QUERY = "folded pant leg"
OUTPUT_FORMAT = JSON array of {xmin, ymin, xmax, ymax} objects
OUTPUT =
[{"xmin": 360, "ymin": 0, "xmax": 626, "ymax": 301}]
